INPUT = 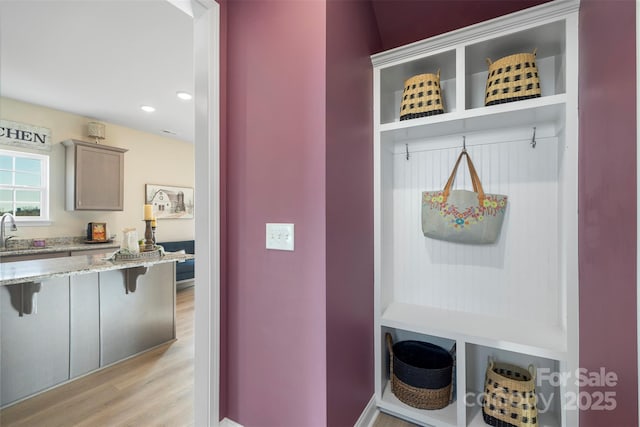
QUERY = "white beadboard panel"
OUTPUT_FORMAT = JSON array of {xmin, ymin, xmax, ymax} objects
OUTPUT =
[
  {"xmin": 388, "ymin": 130, "xmax": 561, "ymax": 328},
  {"xmin": 380, "ymin": 144, "xmax": 395, "ymax": 314}
]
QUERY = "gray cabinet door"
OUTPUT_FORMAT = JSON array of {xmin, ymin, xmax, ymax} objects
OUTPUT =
[
  {"xmin": 63, "ymin": 139, "xmax": 127, "ymax": 211},
  {"xmin": 0, "ymin": 277, "xmax": 70, "ymax": 406},
  {"xmin": 69, "ymin": 273, "xmax": 100, "ymax": 378},
  {"xmin": 99, "ymin": 263, "xmax": 175, "ymax": 366},
  {"xmin": 75, "ymin": 144, "xmax": 124, "ymax": 210}
]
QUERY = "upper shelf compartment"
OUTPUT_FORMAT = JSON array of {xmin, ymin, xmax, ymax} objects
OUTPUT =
[
  {"xmin": 465, "ymin": 19, "xmax": 566, "ymax": 110},
  {"xmin": 373, "ymin": 4, "xmax": 570, "ymax": 128},
  {"xmin": 378, "ymin": 49, "xmax": 456, "ymax": 125}
]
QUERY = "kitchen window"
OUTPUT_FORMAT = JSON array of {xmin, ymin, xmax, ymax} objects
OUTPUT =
[{"xmin": 0, "ymin": 149, "xmax": 49, "ymax": 222}]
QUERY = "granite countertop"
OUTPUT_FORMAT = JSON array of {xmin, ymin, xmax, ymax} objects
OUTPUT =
[
  {"xmin": 0, "ymin": 241, "xmax": 121, "ymax": 257},
  {"xmin": 0, "ymin": 251, "xmax": 195, "ymax": 286}
]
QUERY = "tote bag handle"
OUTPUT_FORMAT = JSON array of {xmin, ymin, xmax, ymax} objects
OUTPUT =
[{"xmin": 442, "ymin": 150, "xmax": 486, "ymax": 205}]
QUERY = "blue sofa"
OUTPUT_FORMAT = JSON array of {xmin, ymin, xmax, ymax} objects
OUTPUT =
[{"xmin": 158, "ymin": 240, "xmax": 194, "ymax": 283}]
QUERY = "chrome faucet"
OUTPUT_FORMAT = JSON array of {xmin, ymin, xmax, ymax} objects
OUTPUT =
[{"xmin": 0, "ymin": 213, "xmax": 17, "ymax": 249}]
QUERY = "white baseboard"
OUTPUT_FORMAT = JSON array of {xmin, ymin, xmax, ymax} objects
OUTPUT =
[
  {"xmin": 220, "ymin": 417, "xmax": 244, "ymax": 427},
  {"xmin": 220, "ymin": 398, "xmax": 377, "ymax": 427},
  {"xmin": 354, "ymin": 394, "xmax": 379, "ymax": 427}
]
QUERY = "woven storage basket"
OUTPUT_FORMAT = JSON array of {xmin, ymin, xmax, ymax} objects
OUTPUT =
[
  {"xmin": 483, "ymin": 359, "xmax": 538, "ymax": 427},
  {"xmin": 385, "ymin": 333, "xmax": 454, "ymax": 410},
  {"xmin": 485, "ymin": 49, "xmax": 541, "ymax": 106},
  {"xmin": 399, "ymin": 71, "xmax": 444, "ymax": 120}
]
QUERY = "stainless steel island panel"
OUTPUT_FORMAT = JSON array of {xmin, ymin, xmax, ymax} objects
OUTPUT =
[
  {"xmin": 70, "ymin": 273, "xmax": 100, "ymax": 377},
  {"xmin": 0, "ymin": 276, "xmax": 70, "ymax": 406},
  {"xmin": 99, "ymin": 262, "xmax": 176, "ymax": 366},
  {"xmin": 0, "ymin": 254, "xmax": 185, "ymax": 407}
]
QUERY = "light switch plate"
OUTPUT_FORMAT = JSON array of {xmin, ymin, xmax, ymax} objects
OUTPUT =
[{"xmin": 266, "ymin": 223, "xmax": 294, "ymax": 251}]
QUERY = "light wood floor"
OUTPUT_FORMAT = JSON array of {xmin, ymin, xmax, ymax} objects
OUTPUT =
[
  {"xmin": 0, "ymin": 286, "xmax": 195, "ymax": 427},
  {"xmin": 372, "ymin": 412, "xmax": 419, "ymax": 427}
]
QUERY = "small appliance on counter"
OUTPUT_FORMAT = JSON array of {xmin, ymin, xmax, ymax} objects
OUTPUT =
[{"xmin": 86, "ymin": 222, "xmax": 110, "ymax": 243}]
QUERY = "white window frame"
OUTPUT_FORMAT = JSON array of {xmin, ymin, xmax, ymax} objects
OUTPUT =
[{"xmin": 0, "ymin": 148, "xmax": 50, "ymax": 224}]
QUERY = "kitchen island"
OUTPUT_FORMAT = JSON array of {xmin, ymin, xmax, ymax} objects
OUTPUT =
[{"xmin": 0, "ymin": 249, "xmax": 194, "ymax": 407}]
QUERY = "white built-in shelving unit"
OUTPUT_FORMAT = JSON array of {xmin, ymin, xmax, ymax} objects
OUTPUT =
[{"xmin": 372, "ymin": 1, "xmax": 580, "ymax": 426}]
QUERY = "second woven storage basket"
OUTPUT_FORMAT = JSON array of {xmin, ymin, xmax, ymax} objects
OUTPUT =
[
  {"xmin": 483, "ymin": 359, "xmax": 538, "ymax": 427},
  {"xmin": 485, "ymin": 50, "xmax": 541, "ymax": 106},
  {"xmin": 400, "ymin": 71, "xmax": 444, "ymax": 120},
  {"xmin": 385, "ymin": 333, "xmax": 454, "ymax": 410}
]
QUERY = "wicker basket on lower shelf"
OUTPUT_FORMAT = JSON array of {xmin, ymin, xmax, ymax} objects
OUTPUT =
[
  {"xmin": 482, "ymin": 359, "xmax": 538, "ymax": 427},
  {"xmin": 385, "ymin": 333, "xmax": 455, "ymax": 410},
  {"xmin": 114, "ymin": 247, "xmax": 162, "ymax": 261}
]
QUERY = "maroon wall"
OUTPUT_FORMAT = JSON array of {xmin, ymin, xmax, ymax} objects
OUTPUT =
[
  {"xmin": 226, "ymin": 1, "xmax": 328, "ymax": 425},
  {"xmin": 325, "ymin": 1, "xmax": 380, "ymax": 425},
  {"xmin": 370, "ymin": 0, "xmax": 551, "ymax": 52},
  {"xmin": 578, "ymin": 0, "xmax": 637, "ymax": 425}
]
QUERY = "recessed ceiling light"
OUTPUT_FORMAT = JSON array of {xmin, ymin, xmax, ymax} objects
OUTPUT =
[
  {"xmin": 176, "ymin": 91, "xmax": 192, "ymax": 101},
  {"xmin": 140, "ymin": 105, "xmax": 155, "ymax": 113}
]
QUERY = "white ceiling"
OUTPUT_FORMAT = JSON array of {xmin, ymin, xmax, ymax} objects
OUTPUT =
[{"xmin": 0, "ymin": 0, "xmax": 195, "ymax": 143}]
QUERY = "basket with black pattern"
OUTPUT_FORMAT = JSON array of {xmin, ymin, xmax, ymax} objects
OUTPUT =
[
  {"xmin": 485, "ymin": 50, "xmax": 541, "ymax": 106},
  {"xmin": 482, "ymin": 359, "xmax": 538, "ymax": 427},
  {"xmin": 399, "ymin": 71, "xmax": 444, "ymax": 120}
]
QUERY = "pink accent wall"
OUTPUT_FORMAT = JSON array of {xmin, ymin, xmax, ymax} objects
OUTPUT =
[
  {"xmin": 578, "ymin": 0, "xmax": 637, "ymax": 425},
  {"xmin": 224, "ymin": 0, "xmax": 379, "ymax": 424},
  {"xmin": 226, "ymin": 1, "xmax": 328, "ymax": 425},
  {"xmin": 325, "ymin": 1, "xmax": 380, "ymax": 425}
]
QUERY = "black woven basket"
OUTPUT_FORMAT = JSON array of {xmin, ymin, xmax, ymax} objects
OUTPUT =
[
  {"xmin": 386, "ymin": 333, "xmax": 454, "ymax": 409},
  {"xmin": 393, "ymin": 340, "xmax": 453, "ymax": 388}
]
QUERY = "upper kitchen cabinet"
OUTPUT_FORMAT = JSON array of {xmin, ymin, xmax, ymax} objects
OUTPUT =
[{"xmin": 63, "ymin": 139, "xmax": 128, "ymax": 211}]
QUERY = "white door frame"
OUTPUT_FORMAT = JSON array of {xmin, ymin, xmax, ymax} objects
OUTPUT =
[
  {"xmin": 192, "ymin": 1, "xmax": 220, "ymax": 426},
  {"xmin": 636, "ymin": 0, "xmax": 639, "ymax": 423}
]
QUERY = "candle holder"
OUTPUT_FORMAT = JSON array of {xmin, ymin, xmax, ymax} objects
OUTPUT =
[
  {"xmin": 144, "ymin": 220, "xmax": 154, "ymax": 251},
  {"xmin": 151, "ymin": 225, "xmax": 156, "ymax": 245}
]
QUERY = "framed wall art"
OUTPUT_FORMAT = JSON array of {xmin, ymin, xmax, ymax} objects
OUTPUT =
[{"xmin": 145, "ymin": 184, "xmax": 194, "ymax": 219}]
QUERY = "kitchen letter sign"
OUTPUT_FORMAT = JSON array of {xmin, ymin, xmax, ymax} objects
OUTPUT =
[{"xmin": 0, "ymin": 119, "xmax": 51, "ymax": 151}]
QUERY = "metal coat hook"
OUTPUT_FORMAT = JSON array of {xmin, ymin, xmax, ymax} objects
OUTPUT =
[
  {"xmin": 462, "ymin": 136, "xmax": 466, "ymax": 152},
  {"xmin": 531, "ymin": 127, "xmax": 537, "ymax": 148},
  {"xmin": 405, "ymin": 143, "xmax": 410, "ymax": 160}
]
